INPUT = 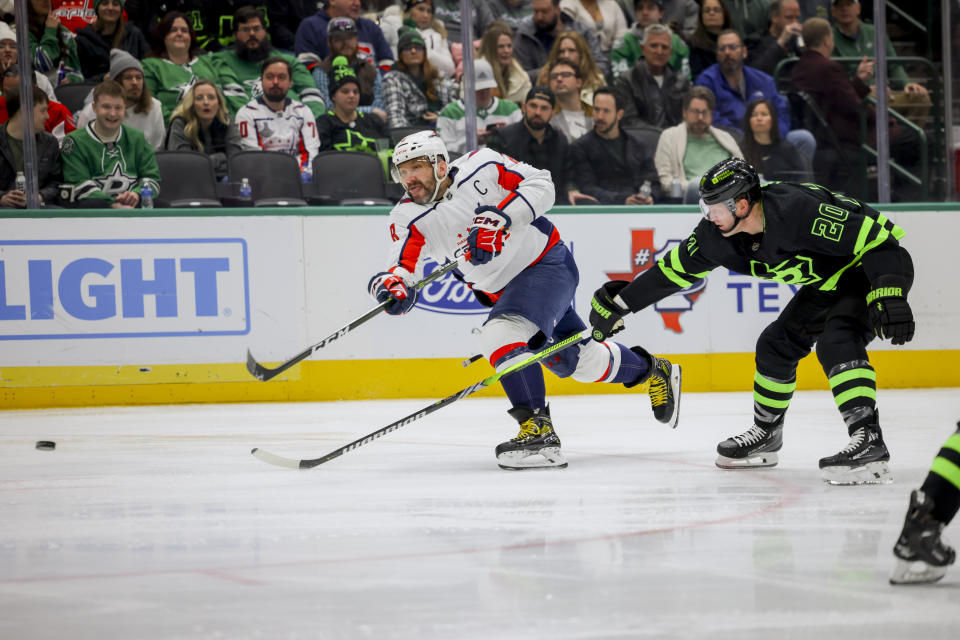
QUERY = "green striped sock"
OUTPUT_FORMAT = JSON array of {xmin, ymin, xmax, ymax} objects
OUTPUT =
[
  {"xmin": 922, "ymin": 430, "xmax": 960, "ymax": 524},
  {"xmin": 753, "ymin": 371, "xmax": 796, "ymax": 428},
  {"xmin": 828, "ymin": 360, "xmax": 876, "ymax": 430}
]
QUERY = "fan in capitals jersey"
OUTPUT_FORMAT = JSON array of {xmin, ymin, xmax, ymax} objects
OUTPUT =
[
  {"xmin": 369, "ymin": 132, "xmax": 682, "ymax": 470},
  {"xmin": 589, "ymin": 158, "xmax": 915, "ymax": 484},
  {"xmin": 235, "ymin": 96, "xmax": 320, "ymax": 172}
]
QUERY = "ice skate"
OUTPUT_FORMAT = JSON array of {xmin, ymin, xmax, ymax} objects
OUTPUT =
[
  {"xmin": 890, "ymin": 489, "xmax": 956, "ymax": 584},
  {"xmin": 716, "ymin": 423, "xmax": 782, "ymax": 469},
  {"xmin": 819, "ymin": 421, "xmax": 891, "ymax": 485},
  {"xmin": 496, "ymin": 406, "xmax": 567, "ymax": 470},
  {"xmin": 647, "ymin": 355, "xmax": 681, "ymax": 429},
  {"xmin": 628, "ymin": 347, "xmax": 681, "ymax": 429}
]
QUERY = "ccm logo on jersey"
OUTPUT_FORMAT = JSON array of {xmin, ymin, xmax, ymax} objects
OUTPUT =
[{"xmin": 0, "ymin": 238, "xmax": 250, "ymax": 340}]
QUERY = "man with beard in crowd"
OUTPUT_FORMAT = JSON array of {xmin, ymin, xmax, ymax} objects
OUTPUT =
[
  {"xmin": 487, "ymin": 86, "xmax": 570, "ymax": 205},
  {"xmin": 235, "ymin": 56, "xmax": 321, "ymax": 177},
  {"xmin": 209, "ymin": 5, "xmax": 325, "ymax": 119},
  {"xmin": 567, "ymin": 87, "xmax": 661, "ymax": 205}
]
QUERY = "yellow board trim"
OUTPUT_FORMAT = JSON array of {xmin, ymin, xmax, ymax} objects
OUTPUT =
[{"xmin": 2, "ymin": 350, "xmax": 958, "ymax": 410}]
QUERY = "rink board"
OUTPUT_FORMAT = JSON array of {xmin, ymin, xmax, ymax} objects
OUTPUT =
[{"xmin": 1, "ymin": 205, "xmax": 958, "ymax": 408}]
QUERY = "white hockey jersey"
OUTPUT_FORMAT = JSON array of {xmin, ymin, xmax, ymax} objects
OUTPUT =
[
  {"xmin": 378, "ymin": 147, "xmax": 558, "ymax": 298},
  {"xmin": 235, "ymin": 97, "xmax": 320, "ymax": 172}
]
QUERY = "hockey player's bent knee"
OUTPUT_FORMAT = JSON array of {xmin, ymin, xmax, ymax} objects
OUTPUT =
[
  {"xmin": 569, "ymin": 339, "xmax": 618, "ymax": 382},
  {"xmin": 481, "ymin": 315, "xmax": 540, "ymax": 367}
]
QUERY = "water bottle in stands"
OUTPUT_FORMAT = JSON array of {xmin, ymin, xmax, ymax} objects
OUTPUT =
[
  {"xmin": 15, "ymin": 171, "xmax": 26, "ymax": 193},
  {"xmin": 57, "ymin": 61, "xmax": 66, "ymax": 86},
  {"xmin": 239, "ymin": 178, "xmax": 252, "ymax": 198},
  {"xmin": 140, "ymin": 184, "xmax": 154, "ymax": 209},
  {"xmin": 301, "ymin": 169, "xmax": 312, "ymax": 184},
  {"xmin": 640, "ymin": 180, "xmax": 652, "ymax": 201}
]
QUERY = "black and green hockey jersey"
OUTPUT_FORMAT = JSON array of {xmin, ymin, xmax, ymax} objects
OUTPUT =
[
  {"xmin": 618, "ymin": 182, "xmax": 909, "ymax": 312},
  {"xmin": 61, "ymin": 123, "xmax": 161, "ymax": 202}
]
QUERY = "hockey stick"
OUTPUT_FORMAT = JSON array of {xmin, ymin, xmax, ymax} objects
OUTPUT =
[
  {"xmin": 251, "ymin": 330, "xmax": 587, "ymax": 469},
  {"xmin": 246, "ymin": 260, "xmax": 460, "ymax": 381},
  {"xmin": 461, "ymin": 353, "xmax": 483, "ymax": 367}
]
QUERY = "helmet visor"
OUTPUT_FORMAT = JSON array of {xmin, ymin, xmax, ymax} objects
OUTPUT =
[{"xmin": 699, "ymin": 198, "xmax": 732, "ymax": 221}]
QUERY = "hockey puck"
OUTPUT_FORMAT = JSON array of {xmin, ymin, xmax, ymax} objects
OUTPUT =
[{"xmin": 35, "ymin": 441, "xmax": 56, "ymax": 450}]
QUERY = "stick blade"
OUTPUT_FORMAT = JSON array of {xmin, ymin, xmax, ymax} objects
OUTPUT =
[
  {"xmin": 246, "ymin": 349, "xmax": 282, "ymax": 382},
  {"xmin": 250, "ymin": 447, "xmax": 303, "ymax": 469}
]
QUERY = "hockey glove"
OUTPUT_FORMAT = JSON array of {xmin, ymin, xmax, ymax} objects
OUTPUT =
[
  {"xmin": 466, "ymin": 205, "xmax": 511, "ymax": 265},
  {"xmin": 370, "ymin": 272, "xmax": 418, "ymax": 315},
  {"xmin": 589, "ymin": 281, "xmax": 632, "ymax": 342},
  {"xmin": 867, "ymin": 277, "xmax": 914, "ymax": 345}
]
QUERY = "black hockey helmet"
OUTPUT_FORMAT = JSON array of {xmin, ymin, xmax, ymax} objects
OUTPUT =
[{"xmin": 699, "ymin": 158, "xmax": 761, "ymax": 209}]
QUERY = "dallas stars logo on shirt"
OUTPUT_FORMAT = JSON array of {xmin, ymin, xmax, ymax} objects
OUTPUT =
[
  {"xmin": 62, "ymin": 124, "xmax": 159, "ymax": 201},
  {"xmin": 92, "ymin": 163, "xmax": 138, "ymax": 197}
]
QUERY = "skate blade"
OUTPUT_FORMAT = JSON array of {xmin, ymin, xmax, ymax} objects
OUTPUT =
[
  {"xmin": 664, "ymin": 365, "xmax": 682, "ymax": 429},
  {"xmin": 497, "ymin": 447, "xmax": 568, "ymax": 470},
  {"xmin": 715, "ymin": 451, "xmax": 779, "ymax": 469},
  {"xmin": 820, "ymin": 460, "xmax": 892, "ymax": 485},
  {"xmin": 889, "ymin": 558, "xmax": 949, "ymax": 584}
]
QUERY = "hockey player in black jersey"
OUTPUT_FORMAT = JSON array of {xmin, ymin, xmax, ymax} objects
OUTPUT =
[
  {"xmin": 890, "ymin": 421, "xmax": 959, "ymax": 584},
  {"xmin": 588, "ymin": 158, "xmax": 916, "ymax": 485}
]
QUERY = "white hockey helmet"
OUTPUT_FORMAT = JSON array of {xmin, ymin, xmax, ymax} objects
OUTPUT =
[{"xmin": 390, "ymin": 130, "xmax": 449, "ymax": 185}]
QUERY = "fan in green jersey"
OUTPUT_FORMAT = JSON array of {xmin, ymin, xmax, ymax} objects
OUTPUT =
[{"xmin": 61, "ymin": 80, "xmax": 160, "ymax": 209}]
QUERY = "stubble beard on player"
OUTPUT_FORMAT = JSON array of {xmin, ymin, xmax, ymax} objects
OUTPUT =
[{"xmin": 407, "ymin": 177, "xmax": 435, "ymax": 204}]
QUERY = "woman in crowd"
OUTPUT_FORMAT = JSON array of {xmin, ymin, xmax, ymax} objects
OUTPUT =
[
  {"xmin": 165, "ymin": 79, "xmax": 242, "ymax": 181},
  {"xmin": 536, "ymin": 31, "xmax": 606, "ymax": 106},
  {"xmin": 559, "ymin": 0, "xmax": 628, "ymax": 56},
  {"xmin": 0, "ymin": 86, "xmax": 62, "ymax": 208},
  {"xmin": 76, "ymin": 0, "xmax": 149, "ymax": 81},
  {"xmin": 740, "ymin": 98, "xmax": 808, "ymax": 182},
  {"xmin": 477, "ymin": 21, "xmax": 530, "ymax": 105},
  {"xmin": 142, "ymin": 12, "xmax": 216, "ymax": 124},
  {"xmin": 26, "ymin": 0, "xmax": 83, "ymax": 84},
  {"xmin": 688, "ymin": 0, "xmax": 732, "ymax": 79},
  {"xmin": 381, "ymin": 0, "xmax": 455, "ymax": 79},
  {"xmin": 382, "ymin": 30, "xmax": 455, "ymax": 129}
]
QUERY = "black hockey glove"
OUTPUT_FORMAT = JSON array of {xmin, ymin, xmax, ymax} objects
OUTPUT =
[
  {"xmin": 867, "ymin": 278, "xmax": 914, "ymax": 345},
  {"xmin": 589, "ymin": 281, "xmax": 632, "ymax": 342}
]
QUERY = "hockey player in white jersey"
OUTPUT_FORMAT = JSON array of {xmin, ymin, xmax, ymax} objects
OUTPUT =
[{"xmin": 368, "ymin": 131, "xmax": 682, "ymax": 469}]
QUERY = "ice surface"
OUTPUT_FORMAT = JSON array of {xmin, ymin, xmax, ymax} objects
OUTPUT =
[{"xmin": 1, "ymin": 389, "xmax": 959, "ymax": 639}]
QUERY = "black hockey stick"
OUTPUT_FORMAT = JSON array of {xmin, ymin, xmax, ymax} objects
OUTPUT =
[
  {"xmin": 246, "ymin": 260, "xmax": 460, "ymax": 381},
  {"xmin": 251, "ymin": 331, "xmax": 587, "ymax": 469}
]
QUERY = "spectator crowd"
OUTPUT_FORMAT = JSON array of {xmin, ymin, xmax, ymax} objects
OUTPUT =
[{"xmin": 0, "ymin": 0, "xmax": 936, "ymax": 208}]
